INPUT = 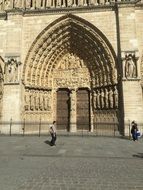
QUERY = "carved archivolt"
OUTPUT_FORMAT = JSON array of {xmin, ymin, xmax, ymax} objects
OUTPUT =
[{"xmin": 23, "ymin": 14, "xmax": 118, "ymax": 90}]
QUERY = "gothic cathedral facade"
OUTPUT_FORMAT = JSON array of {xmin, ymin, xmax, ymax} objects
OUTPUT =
[{"xmin": 0, "ymin": 0, "xmax": 143, "ymax": 135}]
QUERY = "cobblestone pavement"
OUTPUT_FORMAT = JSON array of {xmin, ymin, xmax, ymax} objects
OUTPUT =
[{"xmin": 0, "ymin": 135, "xmax": 143, "ymax": 190}]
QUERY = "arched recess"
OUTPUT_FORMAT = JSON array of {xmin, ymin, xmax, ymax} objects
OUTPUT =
[{"xmin": 22, "ymin": 14, "xmax": 120, "ymax": 132}]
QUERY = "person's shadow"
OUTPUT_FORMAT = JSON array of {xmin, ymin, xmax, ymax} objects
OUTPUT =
[
  {"xmin": 133, "ymin": 153, "xmax": 143, "ymax": 159},
  {"xmin": 44, "ymin": 140, "xmax": 52, "ymax": 146}
]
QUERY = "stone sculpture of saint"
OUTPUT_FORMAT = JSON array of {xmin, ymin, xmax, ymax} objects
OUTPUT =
[
  {"xmin": 96, "ymin": 89, "xmax": 100, "ymax": 109},
  {"xmin": 39, "ymin": 91, "xmax": 44, "ymax": 111},
  {"xmin": 104, "ymin": 88, "xmax": 109, "ymax": 109},
  {"xmin": 56, "ymin": 0, "xmax": 62, "ymax": 7},
  {"xmin": 100, "ymin": 89, "xmax": 104, "ymax": 109},
  {"xmin": 93, "ymin": 91, "xmax": 97, "ymax": 110},
  {"xmin": 113, "ymin": 86, "xmax": 118, "ymax": 108},
  {"xmin": 24, "ymin": 90, "xmax": 30, "ymax": 111},
  {"xmin": 108, "ymin": 87, "xmax": 113, "ymax": 109},
  {"xmin": 25, "ymin": 0, "xmax": 31, "ymax": 9},
  {"xmin": 35, "ymin": 91, "xmax": 39, "ymax": 110},
  {"xmin": 30, "ymin": 91, "xmax": 34, "ymax": 111},
  {"xmin": 0, "ymin": 0, "xmax": 3, "ymax": 11},
  {"xmin": 43, "ymin": 91, "xmax": 51, "ymax": 111},
  {"xmin": 67, "ymin": 0, "xmax": 72, "ymax": 6},
  {"xmin": 46, "ymin": 0, "xmax": 52, "ymax": 7},
  {"xmin": 14, "ymin": 0, "xmax": 22, "ymax": 8},
  {"xmin": 125, "ymin": 55, "xmax": 136, "ymax": 78},
  {"xmin": 4, "ymin": 0, "xmax": 11, "ymax": 10},
  {"xmin": 6, "ymin": 59, "xmax": 18, "ymax": 83}
]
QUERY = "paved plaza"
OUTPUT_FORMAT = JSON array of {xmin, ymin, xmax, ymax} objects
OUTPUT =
[{"xmin": 0, "ymin": 135, "xmax": 143, "ymax": 190}]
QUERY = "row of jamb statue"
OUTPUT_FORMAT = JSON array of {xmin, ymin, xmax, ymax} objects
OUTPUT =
[{"xmin": 0, "ymin": 0, "xmax": 96, "ymax": 10}]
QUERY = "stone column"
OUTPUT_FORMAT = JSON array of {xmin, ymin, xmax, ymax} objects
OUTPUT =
[
  {"xmin": 52, "ymin": 88, "xmax": 57, "ymax": 123},
  {"xmin": 90, "ymin": 90, "xmax": 94, "ymax": 132},
  {"xmin": 69, "ymin": 89, "xmax": 77, "ymax": 132}
]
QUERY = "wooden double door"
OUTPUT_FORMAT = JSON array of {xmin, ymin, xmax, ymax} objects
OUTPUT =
[{"xmin": 56, "ymin": 89, "xmax": 90, "ymax": 131}]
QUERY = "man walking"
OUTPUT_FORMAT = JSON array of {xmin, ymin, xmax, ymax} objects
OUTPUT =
[{"xmin": 49, "ymin": 121, "xmax": 57, "ymax": 146}]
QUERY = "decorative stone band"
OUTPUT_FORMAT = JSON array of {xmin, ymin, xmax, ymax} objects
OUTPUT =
[{"xmin": 0, "ymin": 0, "xmax": 138, "ymax": 12}]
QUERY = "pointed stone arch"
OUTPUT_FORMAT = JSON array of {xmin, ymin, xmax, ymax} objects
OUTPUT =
[
  {"xmin": 23, "ymin": 14, "xmax": 118, "ymax": 88},
  {"xmin": 22, "ymin": 14, "xmax": 120, "ymax": 132}
]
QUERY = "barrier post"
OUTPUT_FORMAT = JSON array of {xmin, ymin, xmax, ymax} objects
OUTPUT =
[
  {"xmin": 10, "ymin": 118, "xmax": 12, "ymax": 136},
  {"xmin": 39, "ymin": 117, "xmax": 41, "ymax": 137}
]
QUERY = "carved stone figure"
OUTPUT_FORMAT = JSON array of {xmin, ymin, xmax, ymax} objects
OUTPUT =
[
  {"xmin": 43, "ymin": 91, "xmax": 51, "ymax": 111},
  {"xmin": 125, "ymin": 54, "xmax": 136, "ymax": 78},
  {"xmin": 96, "ymin": 89, "xmax": 100, "ymax": 109},
  {"xmin": 100, "ymin": 89, "xmax": 104, "ymax": 109},
  {"xmin": 56, "ymin": 0, "xmax": 61, "ymax": 7},
  {"xmin": 46, "ymin": 0, "xmax": 52, "ymax": 7},
  {"xmin": 93, "ymin": 91, "xmax": 97, "ymax": 109},
  {"xmin": 30, "ymin": 91, "xmax": 34, "ymax": 111},
  {"xmin": 24, "ymin": 89, "xmax": 30, "ymax": 111},
  {"xmin": 39, "ymin": 91, "xmax": 44, "ymax": 111},
  {"xmin": 62, "ymin": 0, "xmax": 66, "ymax": 7},
  {"xmin": 67, "ymin": 0, "xmax": 72, "ymax": 6},
  {"xmin": 25, "ymin": 0, "xmax": 31, "ymax": 8},
  {"xmin": 72, "ymin": 0, "xmax": 76, "ymax": 6},
  {"xmin": 35, "ymin": 0, "xmax": 41, "ymax": 8},
  {"xmin": 108, "ymin": 87, "xmax": 113, "ymax": 108},
  {"xmin": 113, "ymin": 86, "xmax": 118, "ymax": 108},
  {"xmin": 14, "ymin": 0, "xmax": 22, "ymax": 8},
  {"xmin": 78, "ymin": 0, "xmax": 83, "ymax": 6},
  {"xmin": 35, "ymin": 91, "xmax": 39, "ymax": 110},
  {"xmin": 0, "ymin": 0, "xmax": 3, "ymax": 11},
  {"xmin": 5, "ymin": 58, "xmax": 18, "ymax": 83},
  {"xmin": 104, "ymin": 88, "xmax": 109, "ymax": 109},
  {"xmin": 4, "ymin": 0, "xmax": 11, "ymax": 10}
]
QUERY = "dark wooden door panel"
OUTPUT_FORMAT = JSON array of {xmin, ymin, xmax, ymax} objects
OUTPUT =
[
  {"xmin": 56, "ymin": 90, "xmax": 70, "ymax": 130},
  {"xmin": 77, "ymin": 89, "xmax": 90, "ymax": 130}
]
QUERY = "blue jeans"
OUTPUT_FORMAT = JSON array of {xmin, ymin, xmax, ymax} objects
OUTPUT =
[{"xmin": 132, "ymin": 132, "xmax": 138, "ymax": 141}]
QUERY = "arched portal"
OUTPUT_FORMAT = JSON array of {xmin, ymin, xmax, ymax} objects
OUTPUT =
[{"xmin": 22, "ymin": 14, "xmax": 119, "ymax": 133}]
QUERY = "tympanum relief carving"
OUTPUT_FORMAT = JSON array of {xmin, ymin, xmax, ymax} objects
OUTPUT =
[{"xmin": 53, "ymin": 53, "xmax": 90, "ymax": 88}]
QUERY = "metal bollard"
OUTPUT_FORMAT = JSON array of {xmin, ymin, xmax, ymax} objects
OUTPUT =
[{"xmin": 10, "ymin": 118, "xmax": 12, "ymax": 136}]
